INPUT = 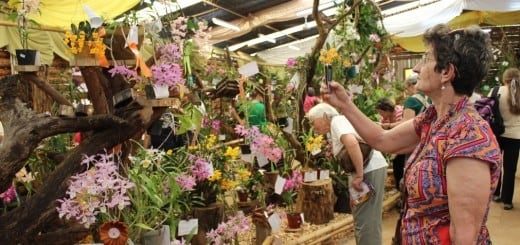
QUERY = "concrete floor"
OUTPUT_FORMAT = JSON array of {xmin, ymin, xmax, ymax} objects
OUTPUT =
[{"xmin": 344, "ymin": 174, "xmax": 520, "ymax": 244}]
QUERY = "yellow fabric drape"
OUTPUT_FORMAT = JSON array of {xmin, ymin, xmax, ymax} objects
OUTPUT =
[
  {"xmin": 0, "ymin": 0, "xmax": 139, "ymax": 64},
  {"xmin": 28, "ymin": 0, "xmax": 140, "ymax": 30},
  {"xmin": 392, "ymin": 11, "xmax": 520, "ymax": 52}
]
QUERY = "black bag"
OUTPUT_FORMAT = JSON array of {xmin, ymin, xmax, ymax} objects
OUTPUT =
[
  {"xmin": 474, "ymin": 86, "xmax": 505, "ymax": 136},
  {"xmin": 335, "ymin": 142, "xmax": 373, "ymax": 173}
]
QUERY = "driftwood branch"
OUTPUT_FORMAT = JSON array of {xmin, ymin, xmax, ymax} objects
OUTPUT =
[
  {"xmin": 0, "ymin": 74, "xmax": 154, "ymax": 244},
  {"xmin": 20, "ymin": 73, "xmax": 72, "ymax": 106}
]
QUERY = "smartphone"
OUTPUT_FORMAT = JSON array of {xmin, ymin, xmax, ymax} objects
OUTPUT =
[
  {"xmin": 325, "ymin": 65, "xmax": 332, "ymax": 90},
  {"xmin": 325, "ymin": 65, "xmax": 333, "ymax": 83}
]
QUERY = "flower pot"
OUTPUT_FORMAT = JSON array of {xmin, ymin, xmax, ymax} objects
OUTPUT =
[
  {"xmin": 237, "ymin": 190, "xmax": 249, "ymax": 202},
  {"xmin": 263, "ymin": 171, "xmax": 279, "ymax": 189},
  {"xmin": 141, "ymin": 225, "xmax": 170, "ymax": 245},
  {"xmin": 286, "ymin": 212, "xmax": 302, "ymax": 229},
  {"xmin": 15, "ymin": 49, "xmax": 39, "ymax": 65},
  {"xmin": 333, "ymin": 187, "xmax": 351, "ymax": 214}
]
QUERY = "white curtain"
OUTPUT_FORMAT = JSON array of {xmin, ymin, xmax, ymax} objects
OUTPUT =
[
  {"xmin": 463, "ymin": 0, "xmax": 520, "ymax": 11},
  {"xmin": 384, "ymin": 0, "xmax": 520, "ymax": 37}
]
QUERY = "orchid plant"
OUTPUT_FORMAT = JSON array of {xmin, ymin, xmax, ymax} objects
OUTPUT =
[
  {"xmin": 56, "ymin": 151, "xmax": 135, "ymax": 229},
  {"xmin": 234, "ymin": 125, "xmax": 283, "ymax": 165},
  {"xmin": 280, "ymin": 170, "xmax": 303, "ymax": 214},
  {"xmin": 206, "ymin": 211, "xmax": 251, "ymax": 245},
  {"xmin": 108, "ymin": 15, "xmax": 211, "ymax": 94}
]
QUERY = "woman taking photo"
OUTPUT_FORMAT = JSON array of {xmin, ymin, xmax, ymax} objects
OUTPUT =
[{"xmin": 321, "ymin": 24, "xmax": 501, "ymax": 244}]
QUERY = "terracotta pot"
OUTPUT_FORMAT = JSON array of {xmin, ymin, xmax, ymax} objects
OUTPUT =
[{"xmin": 287, "ymin": 212, "xmax": 302, "ymax": 229}]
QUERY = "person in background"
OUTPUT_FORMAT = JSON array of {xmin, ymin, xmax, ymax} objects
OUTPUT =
[
  {"xmin": 492, "ymin": 67, "xmax": 520, "ymax": 210},
  {"xmin": 308, "ymin": 103, "xmax": 387, "ymax": 245},
  {"xmin": 303, "ymin": 87, "xmax": 321, "ymax": 114},
  {"xmin": 390, "ymin": 74, "xmax": 431, "ymax": 190},
  {"xmin": 272, "ymin": 90, "xmax": 289, "ymax": 127},
  {"xmin": 375, "ymin": 97, "xmax": 402, "ymax": 129},
  {"xmin": 375, "ymin": 97, "xmax": 405, "ymax": 192},
  {"xmin": 402, "ymin": 74, "xmax": 430, "ymax": 121},
  {"xmin": 321, "ymin": 24, "xmax": 500, "ymax": 244},
  {"xmin": 231, "ymin": 78, "xmax": 267, "ymax": 128}
]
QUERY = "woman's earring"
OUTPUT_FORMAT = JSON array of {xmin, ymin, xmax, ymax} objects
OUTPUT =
[{"xmin": 441, "ymin": 85, "xmax": 446, "ymax": 90}]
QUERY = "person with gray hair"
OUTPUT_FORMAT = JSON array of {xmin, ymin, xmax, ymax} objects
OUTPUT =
[
  {"xmin": 307, "ymin": 103, "xmax": 388, "ymax": 245},
  {"xmin": 321, "ymin": 24, "xmax": 501, "ymax": 244}
]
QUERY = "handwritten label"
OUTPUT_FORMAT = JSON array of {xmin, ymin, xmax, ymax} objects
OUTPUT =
[
  {"xmin": 319, "ymin": 169, "xmax": 329, "ymax": 180},
  {"xmin": 303, "ymin": 171, "xmax": 318, "ymax": 182}
]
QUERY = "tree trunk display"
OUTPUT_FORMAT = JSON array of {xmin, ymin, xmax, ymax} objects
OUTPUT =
[
  {"xmin": 295, "ymin": 179, "xmax": 336, "ymax": 225},
  {"xmin": 191, "ymin": 202, "xmax": 225, "ymax": 245}
]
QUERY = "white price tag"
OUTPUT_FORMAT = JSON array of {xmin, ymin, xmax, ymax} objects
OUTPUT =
[
  {"xmin": 319, "ymin": 169, "xmax": 329, "ymax": 180},
  {"xmin": 238, "ymin": 61, "xmax": 259, "ymax": 77},
  {"xmin": 274, "ymin": 175, "xmax": 286, "ymax": 195},
  {"xmin": 256, "ymin": 153, "xmax": 269, "ymax": 167},
  {"xmin": 303, "ymin": 171, "xmax": 318, "ymax": 182},
  {"xmin": 268, "ymin": 212, "xmax": 282, "ymax": 233},
  {"xmin": 178, "ymin": 219, "xmax": 198, "ymax": 236}
]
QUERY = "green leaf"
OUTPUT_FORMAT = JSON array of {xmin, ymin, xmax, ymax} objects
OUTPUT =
[{"xmin": 134, "ymin": 223, "xmax": 154, "ymax": 230}]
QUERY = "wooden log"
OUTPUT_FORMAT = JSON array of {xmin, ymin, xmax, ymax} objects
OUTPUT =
[
  {"xmin": 287, "ymin": 216, "xmax": 354, "ymax": 245},
  {"xmin": 191, "ymin": 202, "xmax": 225, "ymax": 245},
  {"xmin": 295, "ymin": 179, "xmax": 336, "ymax": 225}
]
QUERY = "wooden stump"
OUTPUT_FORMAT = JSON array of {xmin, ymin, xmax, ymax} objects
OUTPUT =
[
  {"xmin": 295, "ymin": 179, "xmax": 336, "ymax": 225},
  {"xmin": 191, "ymin": 202, "xmax": 224, "ymax": 245}
]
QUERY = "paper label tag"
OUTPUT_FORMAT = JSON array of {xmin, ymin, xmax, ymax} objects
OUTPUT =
[
  {"xmin": 268, "ymin": 212, "xmax": 282, "ymax": 233},
  {"xmin": 178, "ymin": 219, "xmax": 198, "ymax": 236},
  {"xmin": 274, "ymin": 175, "xmax": 286, "ymax": 195},
  {"xmin": 319, "ymin": 169, "xmax": 329, "ymax": 180},
  {"xmin": 303, "ymin": 171, "xmax": 318, "ymax": 182},
  {"xmin": 311, "ymin": 149, "xmax": 321, "ymax": 156},
  {"xmin": 256, "ymin": 153, "xmax": 269, "ymax": 167},
  {"xmin": 207, "ymin": 162, "xmax": 214, "ymax": 176},
  {"xmin": 238, "ymin": 61, "xmax": 259, "ymax": 77},
  {"xmin": 283, "ymin": 118, "xmax": 293, "ymax": 134},
  {"xmin": 241, "ymin": 154, "xmax": 253, "ymax": 163},
  {"xmin": 300, "ymin": 213, "xmax": 305, "ymax": 224}
]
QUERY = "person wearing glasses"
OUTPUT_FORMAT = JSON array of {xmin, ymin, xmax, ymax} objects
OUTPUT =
[{"xmin": 321, "ymin": 24, "xmax": 501, "ymax": 244}]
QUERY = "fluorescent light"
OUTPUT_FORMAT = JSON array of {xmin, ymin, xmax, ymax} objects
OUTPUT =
[
  {"xmin": 229, "ymin": 42, "xmax": 247, "ymax": 51},
  {"xmin": 212, "ymin": 17, "xmax": 240, "ymax": 31},
  {"xmin": 288, "ymin": 45, "xmax": 300, "ymax": 51},
  {"xmin": 259, "ymin": 34, "xmax": 276, "ymax": 44},
  {"xmin": 296, "ymin": 0, "xmax": 336, "ymax": 17},
  {"xmin": 134, "ymin": 0, "xmax": 202, "ymax": 22}
]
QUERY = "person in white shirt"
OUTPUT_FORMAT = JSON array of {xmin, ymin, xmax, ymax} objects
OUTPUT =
[
  {"xmin": 492, "ymin": 67, "xmax": 520, "ymax": 210},
  {"xmin": 308, "ymin": 103, "xmax": 387, "ymax": 245}
]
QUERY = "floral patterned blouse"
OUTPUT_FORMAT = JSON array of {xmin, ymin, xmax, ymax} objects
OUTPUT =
[{"xmin": 401, "ymin": 97, "xmax": 501, "ymax": 244}]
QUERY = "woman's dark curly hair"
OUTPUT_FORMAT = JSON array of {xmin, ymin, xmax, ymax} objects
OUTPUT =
[
  {"xmin": 375, "ymin": 97, "xmax": 395, "ymax": 112},
  {"xmin": 423, "ymin": 24, "xmax": 493, "ymax": 96}
]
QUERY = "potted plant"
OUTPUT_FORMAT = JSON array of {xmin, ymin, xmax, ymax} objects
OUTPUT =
[
  {"xmin": 63, "ymin": 21, "xmax": 109, "ymax": 67},
  {"xmin": 6, "ymin": 0, "xmax": 41, "ymax": 65},
  {"xmin": 280, "ymin": 170, "xmax": 303, "ymax": 229}
]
